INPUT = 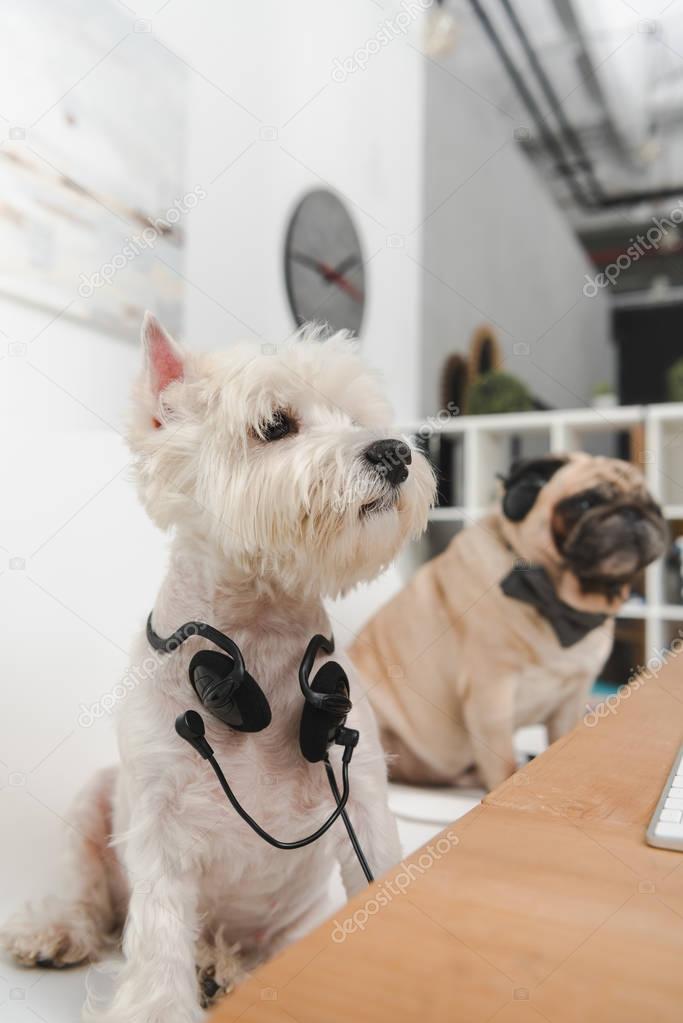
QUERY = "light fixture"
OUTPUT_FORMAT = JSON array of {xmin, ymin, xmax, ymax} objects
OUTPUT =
[{"xmin": 424, "ymin": 0, "xmax": 459, "ymax": 57}]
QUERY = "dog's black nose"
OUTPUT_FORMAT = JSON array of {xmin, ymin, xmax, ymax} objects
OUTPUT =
[
  {"xmin": 619, "ymin": 506, "xmax": 642, "ymax": 524},
  {"xmin": 363, "ymin": 439, "xmax": 412, "ymax": 486}
]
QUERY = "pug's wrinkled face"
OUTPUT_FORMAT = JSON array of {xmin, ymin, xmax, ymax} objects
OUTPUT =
[{"xmin": 499, "ymin": 453, "xmax": 668, "ymax": 609}]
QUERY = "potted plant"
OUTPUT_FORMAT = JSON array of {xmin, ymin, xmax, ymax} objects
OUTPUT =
[
  {"xmin": 592, "ymin": 380, "xmax": 618, "ymax": 409},
  {"xmin": 468, "ymin": 371, "xmax": 534, "ymax": 415},
  {"xmin": 666, "ymin": 358, "xmax": 683, "ymax": 402}
]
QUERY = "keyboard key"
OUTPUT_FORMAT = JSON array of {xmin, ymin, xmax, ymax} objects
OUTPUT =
[
  {"xmin": 647, "ymin": 746, "xmax": 683, "ymax": 850},
  {"xmin": 655, "ymin": 822, "xmax": 683, "ymax": 839}
]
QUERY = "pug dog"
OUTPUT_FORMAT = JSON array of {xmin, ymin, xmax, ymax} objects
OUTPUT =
[{"xmin": 349, "ymin": 453, "xmax": 668, "ymax": 791}]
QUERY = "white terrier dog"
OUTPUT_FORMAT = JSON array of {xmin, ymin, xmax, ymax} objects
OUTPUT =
[{"xmin": 2, "ymin": 315, "xmax": 434, "ymax": 1022}]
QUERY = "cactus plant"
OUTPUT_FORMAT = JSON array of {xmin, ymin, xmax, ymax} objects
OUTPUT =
[{"xmin": 468, "ymin": 371, "xmax": 534, "ymax": 415}]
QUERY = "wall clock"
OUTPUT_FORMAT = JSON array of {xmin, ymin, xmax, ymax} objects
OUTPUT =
[{"xmin": 284, "ymin": 189, "xmax": 366, "ymax": 336}]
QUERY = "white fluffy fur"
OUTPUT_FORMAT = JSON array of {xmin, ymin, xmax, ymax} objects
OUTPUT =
[{"xmin": 1, "ymin": 316, "xmax": 434, "ymax": 1022}]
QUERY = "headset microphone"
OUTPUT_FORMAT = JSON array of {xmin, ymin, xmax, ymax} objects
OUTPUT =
[{"xmin": 175, "ymin": 710, "xmax": 213, "ymax": 759}]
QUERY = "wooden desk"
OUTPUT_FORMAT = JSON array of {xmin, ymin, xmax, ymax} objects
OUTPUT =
[{"xmin": 211, "ymin": 662, "xmax": 683, "ymax": 1023}]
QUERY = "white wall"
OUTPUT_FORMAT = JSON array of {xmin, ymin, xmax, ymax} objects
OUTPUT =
[
  {"xmin": 420, "ymin": 49, "xmax": 614, "ymax": 413},
  {"xmin": 0, "ymin": 295, "xmax": 138, "ymax": 435},
  {"xmin": 157, "ymin": 0, "xmax": 426, "ymax": 422},
  {"xmin": 154, "ymin": 0, "xmax": 612, "ymax": 419},
  {"xmin": 0, "ymin": 291, "xmax": 160, "ymax": 922},
  {"xmin": 0, "ymin": 425, "xmax": 167, "ymax": 1018}
]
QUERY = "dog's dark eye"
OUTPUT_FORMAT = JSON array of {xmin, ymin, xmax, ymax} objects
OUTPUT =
[
  {"xmin": 261, "ymin": 410, "xmax": 293, "ymax": 442},
  {"xmin": 575, "ymin": 492, "xmax": 604, "ymax": 513}
]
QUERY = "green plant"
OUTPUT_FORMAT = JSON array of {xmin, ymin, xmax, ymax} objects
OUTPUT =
[
  {"xmin": 468, "ymin": 371, "xmax": 534, "ymax": 415},
  {"xmin": 666, "ymin": 358, "xmax": 683, "ymax": 402},
  {"xmin": 592, "ymin": 380, "xmax": 614, "ymax": 397}
]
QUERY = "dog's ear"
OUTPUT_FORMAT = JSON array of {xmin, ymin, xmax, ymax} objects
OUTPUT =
[
  {"xmin": 141, "ymin": 312, "xmax": 185, "ymax": 428},
  {"xmin": 142, "ymin": 311, "xmax": 184, "ymax": 395},
  {"xmin": 501, "ymin": 456, "xmax": 568, "ymax": 522}
]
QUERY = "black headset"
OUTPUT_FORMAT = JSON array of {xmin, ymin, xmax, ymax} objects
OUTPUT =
[
  {"xmin": 500, "ymin": 457, "xmax": 568, "ymax": 522},
  {"xmin": 147, "ymin": 614, "xmax": 373, "ymax": 882}
]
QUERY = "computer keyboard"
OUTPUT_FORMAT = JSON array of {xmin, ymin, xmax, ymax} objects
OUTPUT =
[{"xmin": 646, "ymin": 744, "xmax": 683, "ymax": 851}]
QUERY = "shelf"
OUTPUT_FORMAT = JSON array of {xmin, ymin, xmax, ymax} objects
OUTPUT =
[
  {"xmin": 433, "ymin": 506, "xmax": 683, "ymax": 524},
  {"xmin": 655, "ymin": 604, "xmax": 683, "ymax": 621},
  {"xmin": 648, "ymin": 402, "xmax": 683, "ymax": 422},
  {"xmin": 402, "ymin": 404, "xmax": 648, "ymax": 439},
  {"xmin": 433, "ymin": 507, "xmax": 683, "ymax": 528},
  {"xmin": 428, "ymin": 507, "xmax": 473, "ymax": 522},
  {"xmin": 613, "ymin": 604, "xmax": 683, "ymax": 622},
  {"xmin": 617, "ymin": 603, "xmax": 649, "ymax": 620},
  {"xmin": 429, "ymin": 507, "xmax": 481, "ymax": 522}
]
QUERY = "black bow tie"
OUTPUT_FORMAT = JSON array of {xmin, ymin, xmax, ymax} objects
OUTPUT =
[{"xmin": 500, "ymin": 564, "xmax": 608, "ymax": 647}]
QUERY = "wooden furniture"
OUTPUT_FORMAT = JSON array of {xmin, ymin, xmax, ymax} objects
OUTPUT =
[{"xmin": 210, "ymin": 658, "xmax": 683, "ymax": 1023}]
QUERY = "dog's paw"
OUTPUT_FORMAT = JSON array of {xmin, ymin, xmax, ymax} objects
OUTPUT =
[
  {"xmin": 197, "ymin": 963, "xmax": 227, "ymax": 1009},
  {"xmin": 1, "ymin": 916, "xmax": 90, "ymax": 968},
  {"xmin": 196, "ymin": 930, "xmax": 242, "ymax": 1008},
  {"xmin": 0, "ymin": 898, "xmax": 108, "ymax": 969}
]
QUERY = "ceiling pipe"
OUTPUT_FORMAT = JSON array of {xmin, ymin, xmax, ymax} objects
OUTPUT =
[
  {"xmin": 467, "ymin": 0, "xmax": 594, "ymax": 209},
  {"xmin": 468, "ymin": 0, "xmax": 683, "ymax": 212},
  {"xmin": 498, "ymin": 0, "xmax": 606, "ymax": 205},
  {"xmin": 590, "ymin": 186, "xmax": 683, "ymax": 209}
]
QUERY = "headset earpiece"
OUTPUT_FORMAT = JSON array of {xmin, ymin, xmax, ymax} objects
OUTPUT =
[
  {"xmin": 189, "ymin": 650, "xmax": 271, "ymax": 732},
  {"xmin": 502, "ymin": 474, "xmax": 547, "ymax": 521},
  {"xmin": 501, "ymin": 456, "xmax": 568, "ymax": 522},
  {"xmin": 150, "ymin": 615, "xmax": 347, "ymax": 755},
  {"xmin": 299, "ymin": 660, "xmax": 351, "ymax": 763}
]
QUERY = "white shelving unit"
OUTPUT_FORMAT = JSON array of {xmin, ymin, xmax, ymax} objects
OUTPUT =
[{"xmin": 401, "ymin": 403, "xmax": 683, "ymax": 657}]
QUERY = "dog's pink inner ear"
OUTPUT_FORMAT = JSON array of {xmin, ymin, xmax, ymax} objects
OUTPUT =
[
  {"xmin": 145, "ymin": 317, "xmax": 184, "ymax": 394},
  {"xmin": 142, "ymin": 314, "xmax": 184, "ymax": 426}
]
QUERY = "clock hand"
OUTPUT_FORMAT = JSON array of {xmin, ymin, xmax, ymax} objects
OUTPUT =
[
  {"xmin": 317, "ymin": 260, "xmax": 363, "ymax": 304},
  {"xmin": 291, "ymin": 252, "xmax": 322, "ymax": 272},
  {"xmin": 291, "ymin": 252, "xmax": 364, "ymax": 304},
  {"xmin": 333, "ymin": 254, "xmax": 361, "ymax": 276}
]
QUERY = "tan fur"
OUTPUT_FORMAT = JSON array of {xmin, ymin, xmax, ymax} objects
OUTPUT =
[{"xmin": 350, "ymin": 453, "xmax": 665, "ymax": 790}]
